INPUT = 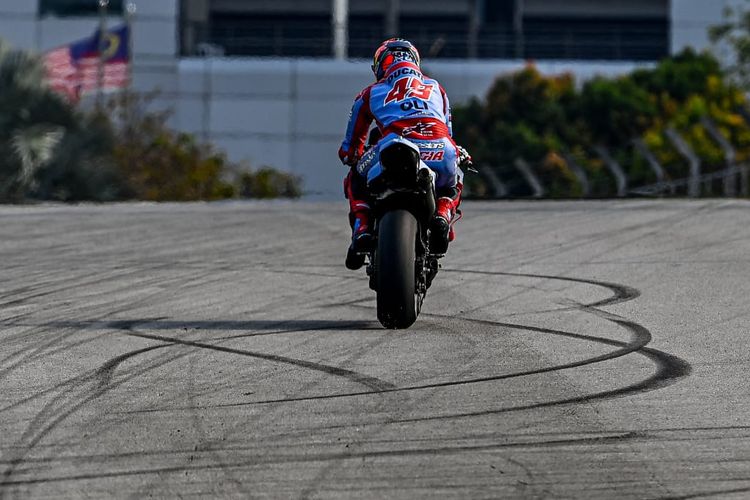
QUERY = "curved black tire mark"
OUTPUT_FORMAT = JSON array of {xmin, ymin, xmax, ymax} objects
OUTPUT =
[
  {"xmin": 0, "ymin": 343, "xmax": 208, "ymax": 496},
  {"xmin": 123, "ymin": 331, "xmax": 395, "ymax": 393},
  {"xmin": 657, "ymin": 486, "xmax": 750, "ymax": 500},
  {"xmin": 443, "ymin": 268, "xmax": 641, "ymax": 308},
  {"xmin": 0, "ymin": 344, "xmax": 171, "ymax": 491},
  {"xmin": 0, "ymin": 432, "xmax": 642, "ymax": 486},
  {"xmin": 0, "ymin": 344, "xmax": 168, "ymax": 415},
  {"xmin": 234, "ymin": 270, "xmax": 689, "ymax": 417},
  {"xmin": 217, "ymin": 314, "xmax": 652, "ymax": 406},
  {"xmin": 105, "ymin": 318, "xmax": 394, "ymax": 392},
  {"xmin": 388, "ymin": 293, "xmax": 691, "ymax": 423},
  {"xmin": 227, "ymin": 313, "xmax": 690, "ymax": 408},
  {"xmin": 390, "ymin": 338, "xmax": 690, "ymax": 423},
  {"xmin": 94, "ymin": 345, "xmax": 167, "ymax": 389}
]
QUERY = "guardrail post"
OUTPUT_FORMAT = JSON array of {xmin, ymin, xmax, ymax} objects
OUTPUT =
[
  {"xmin": 514, "ymin": 158, "xmax": 544, "ymax": 198},
  {"xmin": 594, "ymin": 145, "xmax": 627, "ymax": 197},
  {"xmin": 479, "ymin": 166, "xmax": 508, "ymax": 198},
  {"xmin": 562, "ymin": 153, "xmax": 591, "ymax": 197},
  {"xmin": 632, "ymin": 138, "xmax": 666, "ymax": 183},
  {"xmin": 701, "ymin": 117, "xmax": 737, "ymax": 197},
  {"xmin": 665, "ymin": 128, "xmax": 701, "ymax": 197}
]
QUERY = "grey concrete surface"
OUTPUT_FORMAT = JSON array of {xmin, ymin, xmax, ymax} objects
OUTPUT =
[{"xmin": 1, "ymin": 199, "xmax": 749, "ymax": 499}]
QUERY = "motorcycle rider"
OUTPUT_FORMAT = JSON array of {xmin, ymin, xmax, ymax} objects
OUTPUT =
[{"xmin": 339, "ymin": 38, "xmax": 470, "ymax": 270}]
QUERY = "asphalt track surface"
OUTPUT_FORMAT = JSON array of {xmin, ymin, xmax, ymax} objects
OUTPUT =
[{"xmin": 1, "ymin": 199, "xmax": 749, "ymax": 499}]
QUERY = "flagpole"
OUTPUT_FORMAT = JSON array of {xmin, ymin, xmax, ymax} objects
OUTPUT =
[
  {"xmin": 97, "ymin": 0, "xmax": 109, "ymax": 108},
  {"xmin": 125, "ymin": 3, "xmax": 136, "ymax": 94}
]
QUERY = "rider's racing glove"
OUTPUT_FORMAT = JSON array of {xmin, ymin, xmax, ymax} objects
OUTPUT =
[
  {"xmin": 456, "ymin": 145, "xmax": 473, "ymax": 167},
  {"xmin": 341, "ymin": 153, "xmax": 359, "ymax": 167}
]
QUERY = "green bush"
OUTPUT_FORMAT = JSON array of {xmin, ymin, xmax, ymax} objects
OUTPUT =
[
  {"xmin": 0, "ymin": 38, "xmax": 302, "ymax": 203},
  {"xmin": 107, "ymin": 92, "xmax": 237, "ymax": 201},
  {"xmin": 237, "ymin": 168, "xmax": 302, "ymax": 199},
  {"xmin": 0, "ymin": 39, "xmax": 75, "ymax": 201},
  {"xmin": 454, "ymin": 50, "xmax": 750, "ymax": 197}
]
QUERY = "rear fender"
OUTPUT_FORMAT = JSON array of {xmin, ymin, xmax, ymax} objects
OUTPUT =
[{"xmin": 367, "ymin": 134, "xmax": 427, "ymax": 188}]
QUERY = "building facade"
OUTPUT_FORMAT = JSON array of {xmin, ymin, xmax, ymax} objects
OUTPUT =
[
  {"xmin": 183, "ymin": 0, "xmax": 671, "ymax": 61},
  {"xmin": 0, "ymin": 0, "xmax": 742, "ymax": 196}
]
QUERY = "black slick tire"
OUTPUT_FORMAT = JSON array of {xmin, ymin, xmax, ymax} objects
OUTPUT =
[{"xmin": 376, "ymin": 209, "xmax": 418, "ymax": 329}]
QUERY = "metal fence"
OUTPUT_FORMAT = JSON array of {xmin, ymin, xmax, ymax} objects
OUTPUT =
[
  {"xmin": 195, "ymin": 21, "xmax": 668, "ymax": 61},
  {"xmin": 474, "ymin": 117, "xmax": 750, "ymax": 199}
]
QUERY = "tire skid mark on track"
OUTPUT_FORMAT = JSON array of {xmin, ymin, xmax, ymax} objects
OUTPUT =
[
  {"xmin": 0, "ymin": 319, "xmax": 167, "ymax": 416},
  {"xmin": 0, "ymin": 269, "xmax": 227, "ymax": 390},
  {"xmin": 4, "ymin": 423, "xmax": 743, "ymax": 467},
  {"xmin": 208, "ymin": 323, "xmax": 381, "ymax": 342},
  {"xmin": 181, "ymin": 352, "xmax": 253, "ymax": 498},
  {"xmin": 0, "ymin": 344, "xmax": 203, "ymax": 495},
  {"xmin": 479, "ymin": 202, "xmax": 713, "ymax": 268},
  {"xmin": 293, "ymin": 318, "xmax": 478, "ymax": 499},
  {"xmin": 389, "ymin": 329, "xmax": 690, "ymax": 424},
  {"xmin": 319, "ymin": 296, "xmax": 374, "ymax": 309},
  {"xmin": 116, "ymin": 316, "xmax": 404, "ymax": 496},
  {"xmin": 0, "ymin": 329, "xmax": 150, "ymax": 385},
  {"xmin": 222, "ymin": 313, "xmax": 651, "ymax": 406},
  {"xmin": 444, "ymin": 269, "xmax": 641, "ymax": 307},
  {"xmin": 0, "ymin": 344, "xmax": 175, "ymax": 493},
  {"xmin": 214, "ymin": 270, "xmax": 648, "ymax": 406},
  {"xmin": 215, "ymin": 270, "xmax": 690, "ymax": 424},
  {"xmin": 658, "ymin": 486, "xmax": 750, "ymax": 500},
  {"xmin": 0, "ymin": 255, "xmax": 693, "ymax": 494},
  {"xmin": 123, "ymin": 331, "xmax": 396, "ymax": 393},
  {"xmin": 388, "ymin": 269, "xmax": 690, "ymax": 424},
  {"xmin": 1, "ymin": 301, "xmax": 202, "ymax": 491},
  {"xmin": 0, "ymin": 326, "xmax": 80, "ymax": 379},
  {"xmin": 258, "ymin": 267, "xmax": 362, "ymax": 282},
  {"xmin": 0, "ymin": 262, "xmax": 175, "ymax": 310},
  {"xmin": 149, "ymin": 314, "xmax": 397, "ymax": 497},
  {"xmin": 0, "ymin": 263, "xmax": 353, "ymax": 489},
  {"xmin": 94, "ymin": 345, "xmax": 167, "ymax": 390},
  {"xmin": 102, "ymin": 318, "xmax": 374, "ymax": 335},
  {"xmin": 0, "ymin": 431, "xmax": 647, "ymax": 487},
  {"xmin": 0, "ymin": 266, "xmax": 213, "ymax": 378}
]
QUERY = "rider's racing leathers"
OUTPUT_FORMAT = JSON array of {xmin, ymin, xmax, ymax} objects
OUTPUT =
[{"xmin": 339, "ymin": 60, "xmax": 463, "ymax": 246}]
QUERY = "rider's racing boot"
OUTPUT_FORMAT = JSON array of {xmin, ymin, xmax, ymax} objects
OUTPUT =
[
  {"xmin": 430, "ymin": 181, "xmax": 462, "ymax": 255},
  {"xmin": 429, "ymin": 197, "xmax": 454, "ymax": 255},
  {"xmin": 345, "ymin": 207, "xmax": 373, "ymax": 270}
]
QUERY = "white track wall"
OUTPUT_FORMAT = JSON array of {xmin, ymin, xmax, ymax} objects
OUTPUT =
[
  {"xmin": 175, "ymin": 58, "xmax": 648, "ymax": 197},
  {"xmin": 0, "ymin": 0, "xmax": 737, "ymax": 197}
]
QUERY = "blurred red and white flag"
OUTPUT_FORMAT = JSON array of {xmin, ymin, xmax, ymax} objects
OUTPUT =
[{"xmin": 44, "ymin": 24, "xmax": 130, "ymax": 102}]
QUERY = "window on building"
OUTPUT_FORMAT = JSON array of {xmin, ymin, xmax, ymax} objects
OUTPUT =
[
  {"xmin": 39, "ymin": 0, "xmax": 124, "ymax": 17},
  {"xmin": 208, "ymin": 13, "xmax": 332, "ymax": 57},
  {"xmin": 523, "ymin": 17, "xmax": 669, "ymax": 61},
  {"xmin": 190, "ymin": 1, "xmax": 670, "ymax": 61}
]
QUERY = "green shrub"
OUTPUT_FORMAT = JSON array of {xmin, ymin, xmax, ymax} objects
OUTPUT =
[
  {"xmin": 237, "ymin": 168, "xmax": 302, "ymax": 199},
  {"xmin": 33, "ymin": 112, "xmax": 125, "ymax": 201},
  {"xmin": 0, "ymin": 37, "xmax": 301, "ymax": 203},
  {"xmin": 453, "ymin": 50, "xmax": 750, "ymax": 196},
  {"xmin": 106, "ymin": 93, "xmax": 303, "ymax": 201},
  {"xmin": 104, "ymin": 92, "xmax": 234, "ymax": 201},
  {"xmin": 0, "ymin": 38, "xmax": 76, "ymax": 201}
]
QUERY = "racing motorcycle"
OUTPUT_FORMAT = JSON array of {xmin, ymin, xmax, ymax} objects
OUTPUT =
[{"xmin": 353, "ymin": 134, "xmax": 446, "ymax": 329}]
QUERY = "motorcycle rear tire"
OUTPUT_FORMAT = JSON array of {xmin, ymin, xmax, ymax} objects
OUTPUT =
[{"xmin": 376, "ymin": 209, "xmax": 419, "ymax": 329}]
